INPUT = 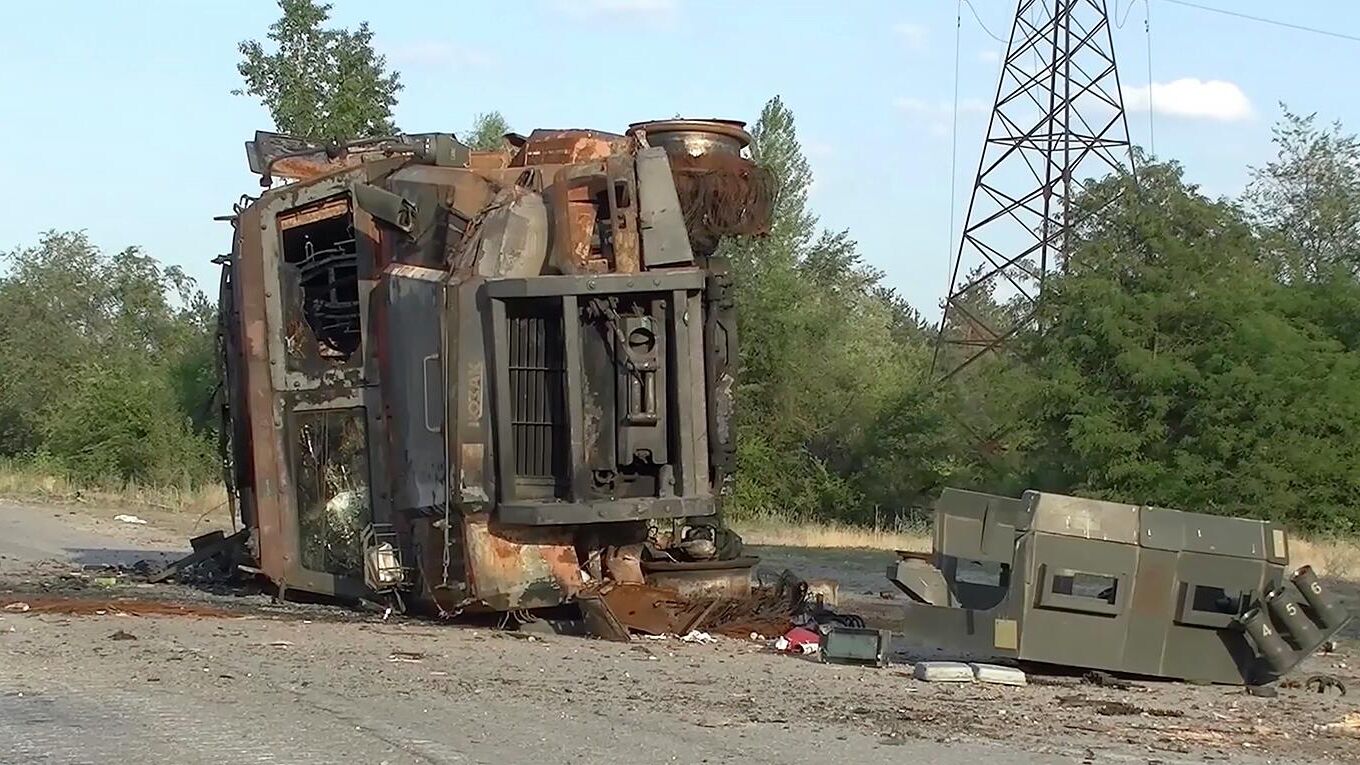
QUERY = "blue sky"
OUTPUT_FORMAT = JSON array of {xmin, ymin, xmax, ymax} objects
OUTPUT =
[{"xmin": 2, "ymin": 0, "xmax": 1358, "ymax": 315}]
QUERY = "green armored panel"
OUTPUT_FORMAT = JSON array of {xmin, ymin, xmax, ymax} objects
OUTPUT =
[
  {"xmin": 1159, "ymin": 551, "xmax": 1278, "ymax": 683},
  {"xmin": 936, "ymin": 489, "xmax": 1028, "ymax": 563},
  {"xmin": 1142, "ymin": 506, "xmax": 1277, "ymax": 560},
  {"xmin": 1016, "ymin": 534, "xmax": 1139, "ymax": 672},
  {"xmin": 1119, "ymin": 547, "xmax": 1178, "ymax": 677},
  {"xmin": 1024, "ymin": 491, "xmax": 1139, "ymax": 544}
]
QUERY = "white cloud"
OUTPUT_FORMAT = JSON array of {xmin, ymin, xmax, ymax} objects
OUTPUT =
[
  {"xmin": 387, "ymin": 41, "xmax": 494, "ymax": 69},
  {"xmin": 978, "ymin": 49, "xmax": 1000, "ymax": 64},
  {"xmin": 1122, "ymin": 78, "xmax": 1253, "ymax": 122},
  {"xmin": 554, "ymin": 0, "xmax": 677, "ymax": 19},
  {"xmin": 893, "ymin": 22, "xmax": 928, "ymax": 52}
]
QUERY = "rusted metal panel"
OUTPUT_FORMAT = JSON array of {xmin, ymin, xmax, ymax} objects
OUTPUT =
[
  {"xmin": 462, "ymin": 519, "xmax": 582, "ymax": 610},
  {"xmin": 236, "ymin": 204, "xmax": 292, "ymax": 585},
  {"xmin": 511, "ymin": 129, "xmax": 624, "ymax": 167}
]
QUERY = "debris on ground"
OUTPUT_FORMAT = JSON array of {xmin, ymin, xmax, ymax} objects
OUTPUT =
[
  {"xmin": 4, "ymin": 602, "xmax": 31, "ymax": 612},
  {"xmin": 913, "ymin": 662, "xmax": 974, "ymax": 682},
  {"xmin": 820, "ymin": 626, "xmax": 890, "ymax": 667},
  {"xmin": 773, "ymin": 627, "xmax": 820, "ymax": 654},
  {"xmin": 1302, "ymin": 674, "xmax": 1348, "ymax": 696},
  {"xmin": 388, "ymin": 651, "xmax": 424, "ymax": 663},
  {"xmin": 113, "ymin": 514, "xmax": 148, "ymax": 525},
  {"xmin": 679, "ymin": 630, "xmax": 716, "ymax": 644},
  {"xmin": 1083, "ymin": 670, "xmax": 1144, "ymax": 691},
  {"xmin": 1057, "ymin": 694, "xmax": 1185, "ymax": 717},
  {"xmin": 970, "ymin": 663, "xmax": 1027, "ymax": 686},
  {"xmin": 1316, "ymin": 712, "xmax": 1360, "ymax": 737},
  {"xmin": 108, "ymin": 629, "xmax": 137, "ymax": 641}
]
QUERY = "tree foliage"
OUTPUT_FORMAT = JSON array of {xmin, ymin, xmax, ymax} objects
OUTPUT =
[
  {"xmin": 236, "ymin": 0, "xmax": 402, "ymax": 141},
  {"xmin": 466, "ymin": 111, "xmax": 511, "ymax": 151},
  {"xmin": 0, "ymin": 232, "xmax": 216, "ymax": 485},
  {"xmin": 1246, "ymin": 107, "xmax": 1360, "ymax": 280}
]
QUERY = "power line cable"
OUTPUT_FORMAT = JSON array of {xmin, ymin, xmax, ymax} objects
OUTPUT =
[
  {"xmin": 945, "ymin": 1, "xmax": 964, "ymax": 310},
  {"xmin": 961, "ymin": 0, "xmax": 1007, "ymax": 43},
  {"xmin": 1116, "ymin": 0, "xmax": 1138, "ymax": 29},
  {"xmin": 1144, "ymin": 0, "xmax": 1156, "ymax": 156},
  {"xmin": 1158, "ymin": 0, "xmax": 1360, "ymax": 44}
]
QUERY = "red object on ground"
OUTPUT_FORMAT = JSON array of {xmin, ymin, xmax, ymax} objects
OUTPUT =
[{"xmin": 782, "ymin": 626, "xmax": 820, "ymax": 651}]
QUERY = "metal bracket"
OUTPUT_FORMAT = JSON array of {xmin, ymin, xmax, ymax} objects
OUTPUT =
[{"xmin": 353, "ymin": 183, "xmax": 417, "ymax": 233}]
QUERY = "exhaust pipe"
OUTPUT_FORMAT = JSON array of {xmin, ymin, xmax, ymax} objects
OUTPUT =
[
  {"xmin": 1238, "ymin": 607, "xmax": 1294, "ymax": 676},
  {"xmin": 1290, "ymin": 565, "xmax": 1348, "ymax": 630},
  {"xmin": 1265, "ymin": 585, "xmax": 1321, "ymax": 649}
]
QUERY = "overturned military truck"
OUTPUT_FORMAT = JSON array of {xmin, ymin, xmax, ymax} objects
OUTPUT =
[
  {"xmin": 889, "ymin": 489, "xmax": 1352, "ymax": 685},
  {"xmin": 215, "ymin": 119, "xmax": 768, "ymax": 613}
]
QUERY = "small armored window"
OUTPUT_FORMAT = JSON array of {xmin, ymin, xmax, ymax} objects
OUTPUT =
[
  {"xmin": 1190, "ymin": 585, "xmax": 1241, "ymax": 615},
  {"xmin": 1051, "ymin": 571, "xmax": 1118, "ymax": 605}
]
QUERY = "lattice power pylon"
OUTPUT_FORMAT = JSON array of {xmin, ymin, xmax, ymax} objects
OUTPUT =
[{"xmin": 932, "ymin": 0, "xmax": 1136, "ymax": 381}]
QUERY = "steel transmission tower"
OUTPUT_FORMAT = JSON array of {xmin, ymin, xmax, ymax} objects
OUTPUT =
[{"xmin": 933, "ymin": 0, "xmax": 1136, "ymax": 381}]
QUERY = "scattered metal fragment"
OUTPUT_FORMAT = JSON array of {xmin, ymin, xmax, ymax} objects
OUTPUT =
[
  {"xmin": 1083, "ymin": 671, "xmax": 1143, "ymax": 691},
  {"xmin": 387, "ymin": 651, "xmax": 424, "ymax": 663},
  {"xmin": 149, "ymin": 528, "xmax": 249, "ymax": 583},
  {"xmin": 1303, "ymin": 675, "xmax": 1347, "ymax": 697},
  {"xmin": 970, "ymin": 663, "xmax": 1027, "ymax": 686},
  {"xmin": 913, "ymin": 662, "xmax": 974, "ymax": 682},
  {"xmin": 822, "ymin": 627, "xmax": 890, "ymax": 668},
  {"xmin": 108, "ymin": 630, "xmax": 137, "ymax": 641}
]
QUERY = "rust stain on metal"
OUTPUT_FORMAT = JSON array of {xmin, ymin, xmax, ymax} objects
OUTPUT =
[
  {"xmin": 513, "ymin": 130, "xmax": 623, "ymax": 167},
  {"xmin": 463, "ymin": 520, "xmax": 582, "ymax": 610},
  {"xmin": 277, "ymin": 197, "xmax": 350, "ymax": 231},
  {"xmin": 271, "ymin": 154, "xmax": 363, "ymax": 183}
]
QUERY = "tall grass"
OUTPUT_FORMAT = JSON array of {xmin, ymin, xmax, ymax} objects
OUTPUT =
[{"xmin": 0, "ymin": 458, "xmax": 226, "ymax": 518}]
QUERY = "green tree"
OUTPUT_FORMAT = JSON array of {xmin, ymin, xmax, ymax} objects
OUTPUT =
[
  {"xmin": 236, "ymin": 0, "xmax": 402, "ymax": 141},
  {"xmin": 466, "ymin": 111, "xmax": 511, "ymax": 151},
  {"xmin": 1245, "ymin": 107, "xmax": 1360, "ymax": 280},
  {"xmin": 1020, "ymin": 160, "xmax": 1360, "ymax": 533},
  {"xmin": 722, "ymin": 97, "xmax": 933, "ymax": 523},
  {"xmin": 0, "ymin": 232, "xmax": 216, "ymax": 484}
]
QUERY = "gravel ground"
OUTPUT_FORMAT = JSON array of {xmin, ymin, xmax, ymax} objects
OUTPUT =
[{"xmin": 1, "ymin": 498, "xmax": 1357, "ymax": 764}]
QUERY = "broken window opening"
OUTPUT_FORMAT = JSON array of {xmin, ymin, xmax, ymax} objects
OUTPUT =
[
  {"xmin": 280, "ymin": 203, "xmax": 361, "ymax": 360},
  {"xmin": 294, "ymin": 408, "xmax": 372, "ymax": 576}
]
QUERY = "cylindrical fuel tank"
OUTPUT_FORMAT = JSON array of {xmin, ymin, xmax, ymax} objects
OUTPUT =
[
  {"xmin": 1238, "ymin": 607, "xmax": 1295, "ymax": 676},
  {"xmin": 1265, "ymin": 585, "xmax": 1322, "ymax": 649},
  {"xmin": 1291, "ymin": 565, "xmax": 1348, "ymax": 630},
  {"xmin": 627, "ymin": 119, "xmax": 752, "ymax": 158}
]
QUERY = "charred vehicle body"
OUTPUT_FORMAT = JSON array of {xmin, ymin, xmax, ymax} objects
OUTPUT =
[
  {"xmin": 889, "ymin": 489, "xmax": 1352, "ymax": 685},
  {"xmin": 216, "ymin": 119, "xmax": 769, "ymax": 614}
]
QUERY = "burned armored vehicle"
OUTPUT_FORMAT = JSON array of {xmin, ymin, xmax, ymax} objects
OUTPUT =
[
  {"xmin": 215, "ymin": 119, "xmax": 768, "ymax": 614},
  {"xmin": 889, "ymin": 489, "xmax": 1351, "ymax": 685}
]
